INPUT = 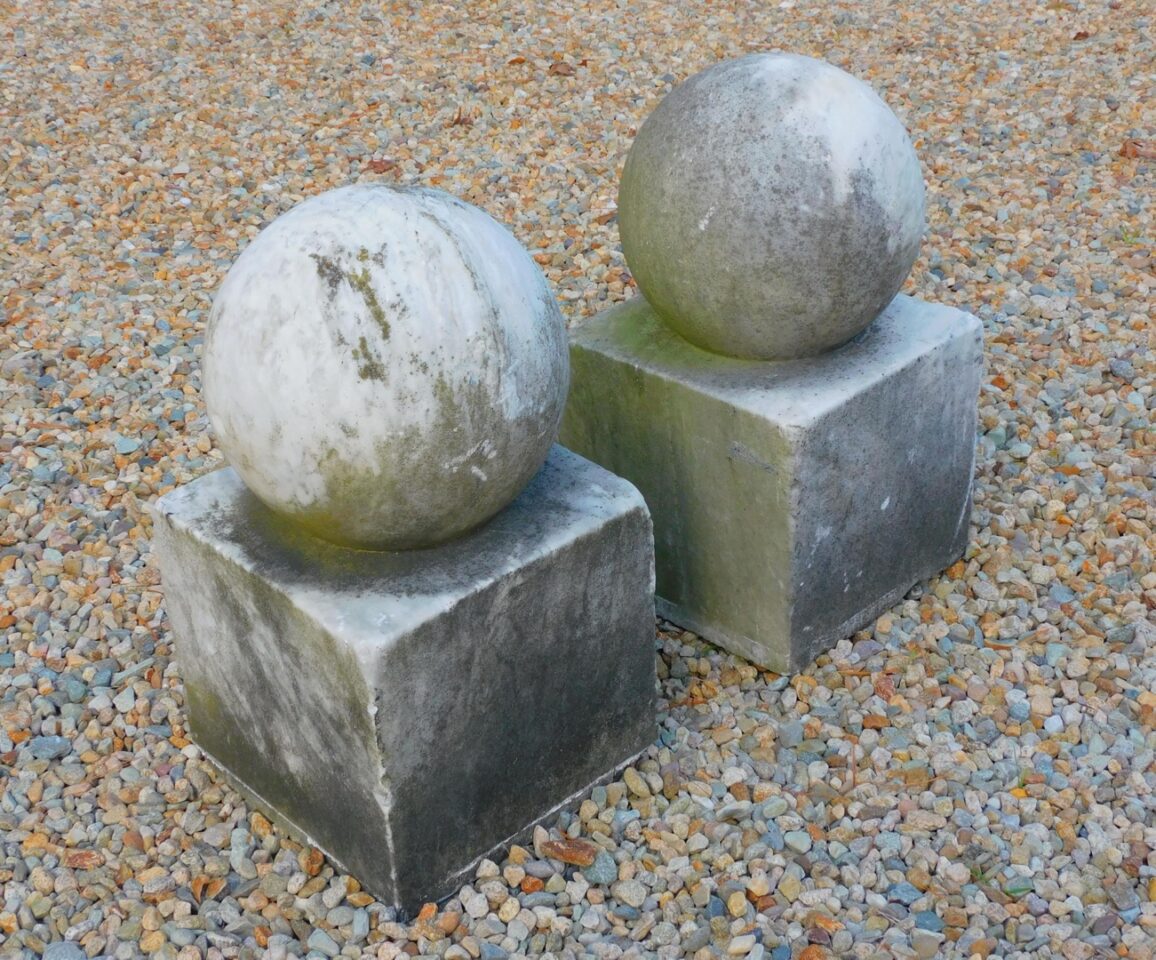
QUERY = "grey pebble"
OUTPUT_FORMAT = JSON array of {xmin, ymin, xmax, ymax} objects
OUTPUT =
[{"xmin": 583, "ymin": 851, "xmax": 617, "ymax": 885}]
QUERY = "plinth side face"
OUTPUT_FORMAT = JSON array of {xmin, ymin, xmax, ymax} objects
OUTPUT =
[
  {"xmin": 151, "ymin": 450, "xmax": 657, "ymax": 912},
  {"xmin": 618, "ymin": 53, "xmax": 926, "ymax": 361},
  {"xmin": 203, "ymin": 184, "xmax": 569, "ymax": 550},
  {"xmin": 560, "ymin": 296, "xmax": 982, "ymax": 673}
]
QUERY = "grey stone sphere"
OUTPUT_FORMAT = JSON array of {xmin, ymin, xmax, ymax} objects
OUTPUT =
[
  {"xmin": 203, "ymin": 184, "xmax": 569, "ymax": 551},
  {"xmin": 618, "ymin": 53, "xmax": 926, "ymax": 361}
]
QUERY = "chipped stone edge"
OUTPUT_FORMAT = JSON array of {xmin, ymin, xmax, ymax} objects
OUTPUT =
[{"xmin": 196, "ymin": 737, "xmax": 652, "ymax": 919}]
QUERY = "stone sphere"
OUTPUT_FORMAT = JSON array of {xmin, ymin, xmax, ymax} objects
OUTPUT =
[
  {"xmin": 618, "ymin": 53, "xmax": 925, "ymax": 361},
  {"xmin": 203, "ymin": 184, "xmax": 569, "ymax": 550}
]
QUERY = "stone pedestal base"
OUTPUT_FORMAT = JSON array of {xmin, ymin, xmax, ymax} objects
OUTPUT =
[
  {"xmin": 560, "ymin": 295, "xmax": 982, "ymax": 674},
  {"xmin": 152, "ymin": 447, "xmax": 655, "ymax": 915}
]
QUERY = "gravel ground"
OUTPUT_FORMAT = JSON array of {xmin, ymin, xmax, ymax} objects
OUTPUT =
[{"xmin": 1, "ymin": 0, "xmax": 1154, "ymax": 958}]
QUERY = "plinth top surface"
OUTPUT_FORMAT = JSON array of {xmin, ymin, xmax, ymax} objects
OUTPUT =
[
  {"xmin": 153, "ymin": 446, "xmax": 649, "ymax": 651},
  {"xmin": 570, "ymin": 294, "xmax": 982, "ymax": 426}
]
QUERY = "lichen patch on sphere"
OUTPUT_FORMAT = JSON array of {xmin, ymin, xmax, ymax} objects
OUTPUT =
[
  {"xmin": 310, "ymin": 252, "xmax": 345, "ymax": 294},
  {"xmin": 346, "ymin": 262, "xmax": 391, "ymax": 341},
  {"xmin": 353, "ymin": 335, "xmax": 386, "ymax": 382}
]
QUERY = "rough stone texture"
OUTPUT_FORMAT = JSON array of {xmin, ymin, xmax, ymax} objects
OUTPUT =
[
  {"xmin": 151, "ymin": 447, "xmax": 655, "ymax": 914},
  {"xmin": 618, "ymin": 53, "xmax": 925, "ymax": 361},
  {"xmin": 561, "ymin": 294, "xmax": 982, "ymax": 673},
  {"xmin": 204, "ymin": 183, "xmax": 569, "ymax": 551}
]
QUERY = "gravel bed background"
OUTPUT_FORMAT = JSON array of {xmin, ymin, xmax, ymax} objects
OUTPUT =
[{"xmin": 1, "ymin": 0, "xmax": 1153, "ymax": 958}]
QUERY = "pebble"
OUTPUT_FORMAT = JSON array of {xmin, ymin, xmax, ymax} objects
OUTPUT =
[
  {"xmin": 622, "ymin": 766, "xmax": 650, "ymax": 798},
  {"xmin": 913, "ymin": 910, "xmax": 945, "ymax": 932},
  {"xmin": 912, "ymin": 930, "xmax": 945, "ymax": 959},
  {"xmin": 777, "ymin": 875, "xmax": 802, "ymax": 902},
  {"xmin": 583, "ymin": 850, "xmax": 617, "ymax": 886},
  {"xmin": 26, "ymin": 736, "xmax": 71, "ymax": 760},
  {"xmin": 888, "ymin": 882, "xmax": 923, "ymax": 906},
  {"xmin": 728, "ymin": 934, "xmax": 756, "ymax": 955},
  {"xmin": 761, "ymin": 797, "xmax": 789, "ymax": 818},
  {"xmin": 306, "ymin": 929, "xmax": 340, "ymax": 957},
  {"xmin": 611, "ymin": 879, "xmax": 647, "ymax": 909}
]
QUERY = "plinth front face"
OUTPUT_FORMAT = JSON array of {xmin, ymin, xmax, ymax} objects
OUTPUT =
[
  {"xmin": 561, "ymin": 295, "xmax": 982, "ymax": 673},
  {"xmin": 153, "ymin": 448, "xmax": 656, "ymax": 913}
]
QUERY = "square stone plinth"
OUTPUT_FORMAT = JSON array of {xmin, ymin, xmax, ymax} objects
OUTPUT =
[
  {"xmin": 560, "ymin": 294, "xmax": 982, "ymax": 674},
  {"xmin": 152, "ymin": 447, "xmax": 655, "ymax": 914}
]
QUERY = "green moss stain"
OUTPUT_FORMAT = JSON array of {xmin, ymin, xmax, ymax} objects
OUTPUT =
[
  {"xmin": 238, "ymin": 491, "xmax": 394, "ymax": 575},
  {"xmin": 258, "ymin": 373, "xmax": 532, "ymax": 551},
  {"xmin": 183, "ymin": 678, "xmax": 230, "ymax": 747},
  {"xmin": 175, "ymin": 524, "xmax": 386, "ymax": 875},
  {"xmin": 431, "ymin": 371, "xmax": 459, "ymax": 413},
  {"xmin": 310, "ymin": 250, "xmax": 392, "ymax": 376},
  {"xmin": 348, "ymin": 252, "xmax": 391, "ymax": 342},
  {"xmin": 186, "ymin": 521, "xmax": 377, "ymax": 739},
  {"xmin": 354, "ymin": 335, "xmax": 387, "ymax": 382},
  {"xmin": 561, "ymin": 303, "xmax": 797, "ymax": 650}
]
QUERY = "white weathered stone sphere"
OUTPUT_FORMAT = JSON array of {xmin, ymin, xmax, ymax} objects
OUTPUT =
[
  {"xmin": 618, "ymin": 53, "xmax": 926, "ymax": 361},
  {"xmin": 203, "ymin": 184, "xmax": 569, "ymax": 550}
]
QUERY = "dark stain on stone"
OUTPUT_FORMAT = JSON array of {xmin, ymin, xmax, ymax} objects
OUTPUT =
[{"xmin": 311, "ymin": 253, "xmax": 345, "ymax": 294}]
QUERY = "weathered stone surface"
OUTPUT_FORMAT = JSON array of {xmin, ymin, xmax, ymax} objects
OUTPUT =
[
  {"xmin": 618, "ymin": 53, "xmax": 925, "ymax": 361},
  {"xmin": 204, "ymin": 184, "xmax": 569, "ymax": 550},
  {"xmin": 152, "ymin": 447, "xmax": 655, "ymax": 914},
  {"xmin": 561, "ymin": 295, "xmax": 982, "ymax": 673}
]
